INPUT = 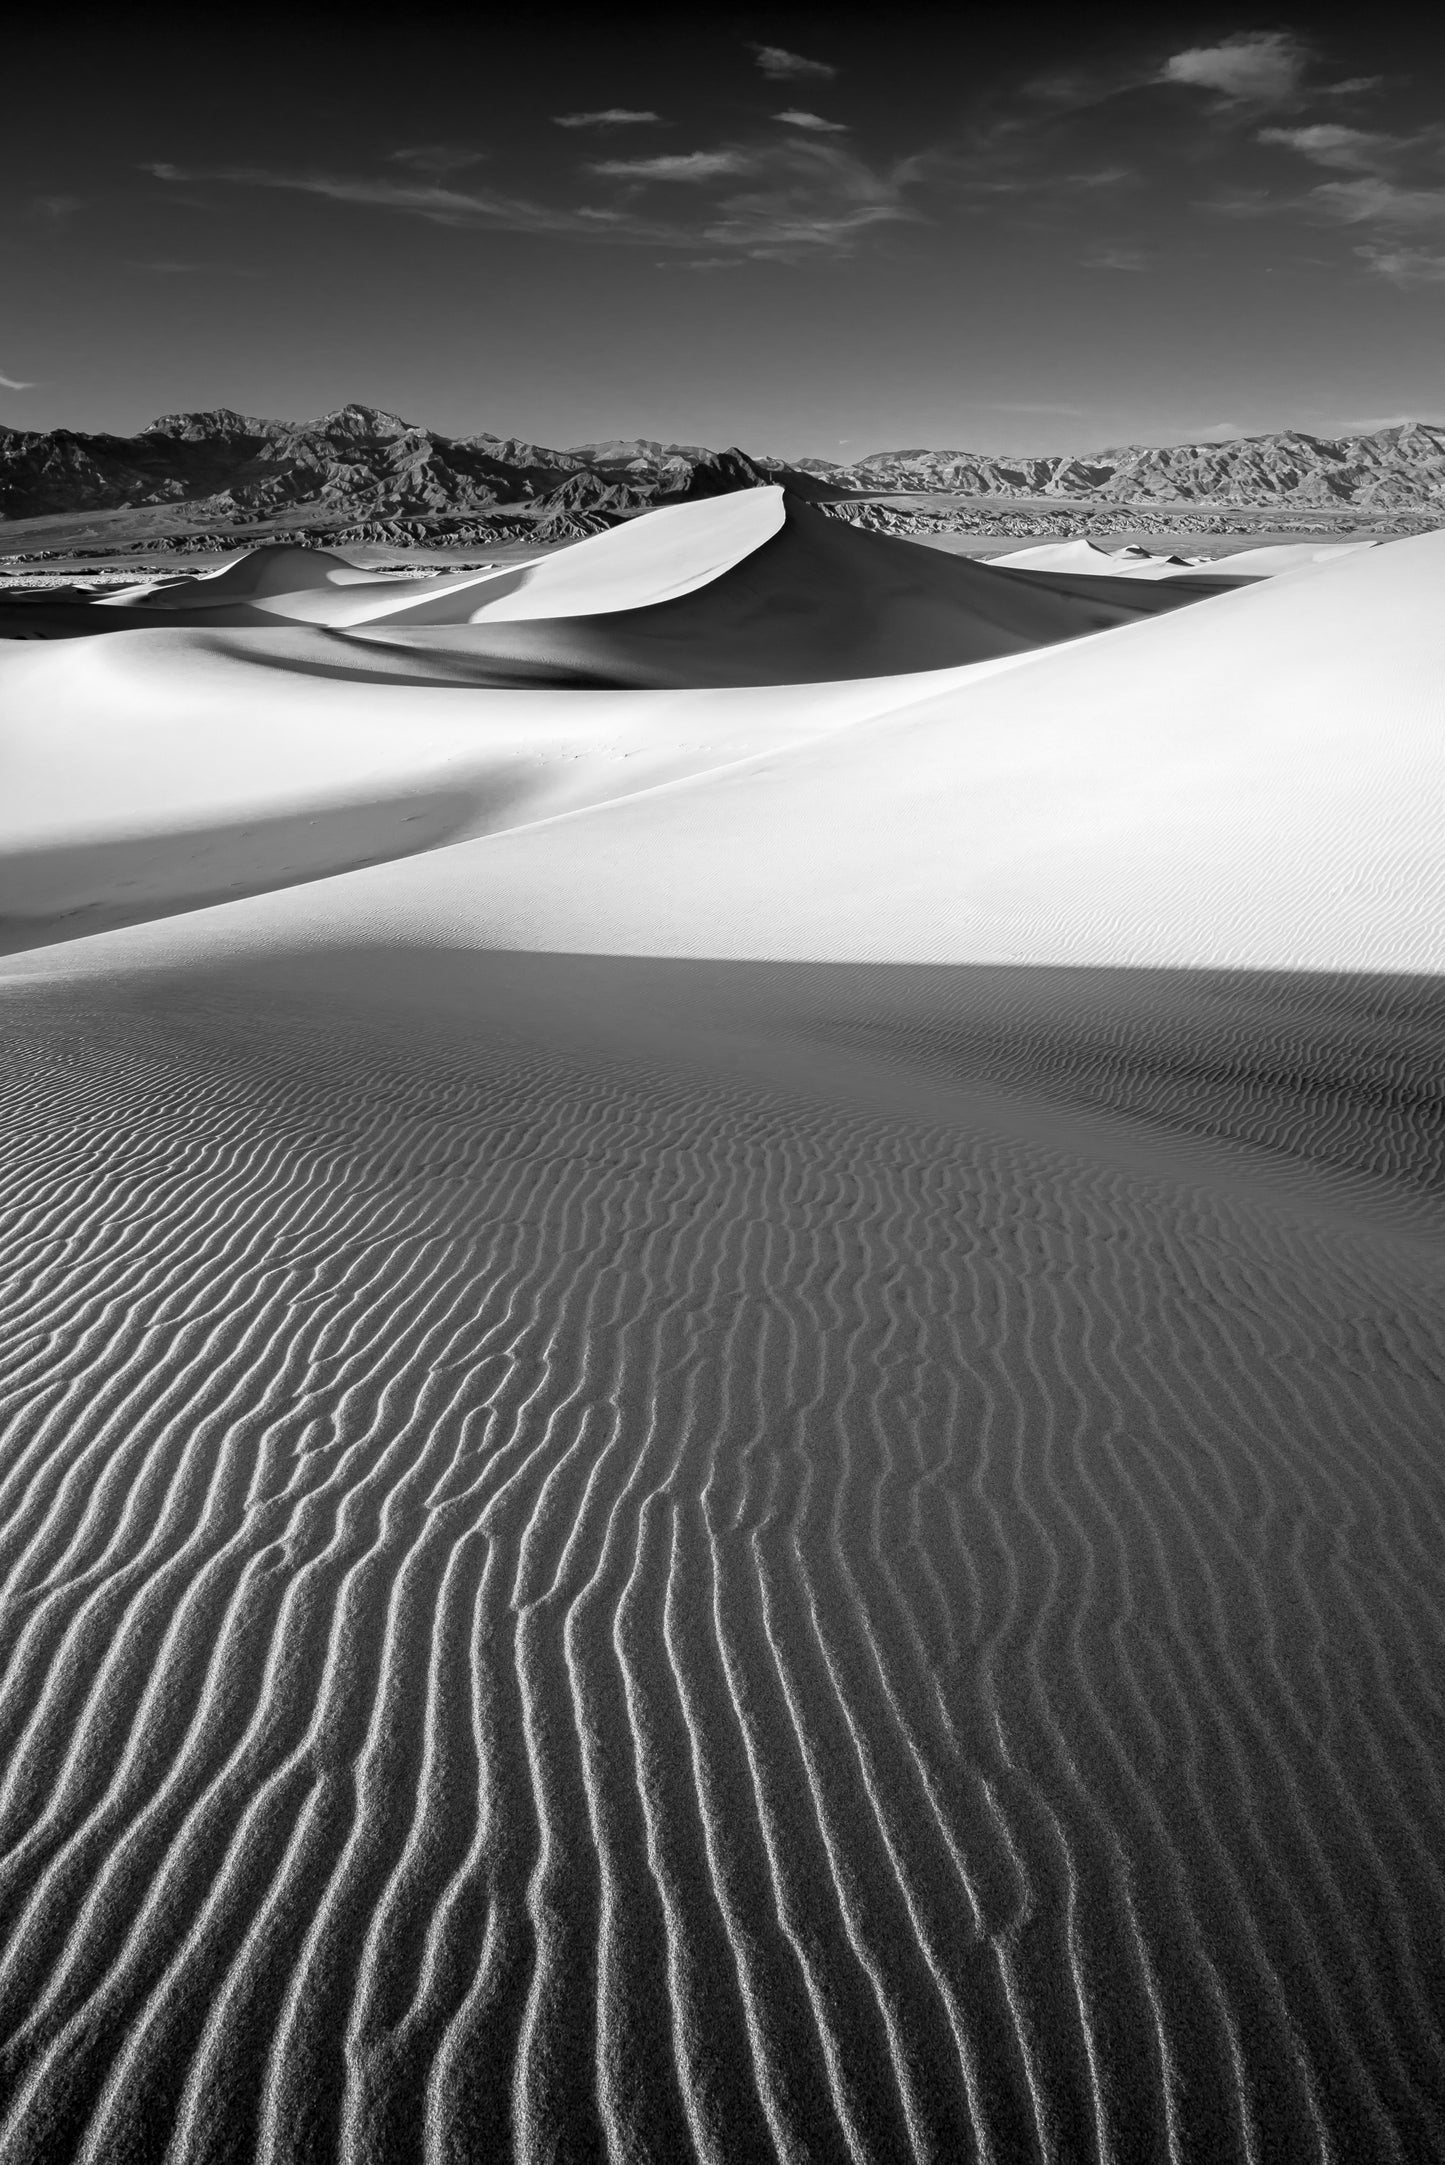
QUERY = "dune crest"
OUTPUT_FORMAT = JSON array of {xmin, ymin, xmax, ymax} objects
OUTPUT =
[{"xmin": 2, "ymin": 490, "xmax": 1227, "ymax": 654}]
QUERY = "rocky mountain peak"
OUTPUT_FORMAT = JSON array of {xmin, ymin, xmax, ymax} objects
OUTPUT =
[
  {"xmin": 306, "ymin": 404, "xmax": 418, "ymax": 443},
  {"xmin": 141, "ymin": 408, "xmax": 284, "ymax": 443}
]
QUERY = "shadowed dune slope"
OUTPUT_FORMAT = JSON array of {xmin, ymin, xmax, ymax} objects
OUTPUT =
[{"xmin": 0, "ymin": 949, "xmax": 1441, "ymax": 2165}]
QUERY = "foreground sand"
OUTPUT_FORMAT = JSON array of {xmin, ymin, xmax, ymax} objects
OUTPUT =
[{"xmin": 0, "ymin": 499, "xmax": 1442, "ymax": 2162}]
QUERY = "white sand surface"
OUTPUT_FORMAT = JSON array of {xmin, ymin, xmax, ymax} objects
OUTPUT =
[
  {"xmin": 989, "ymin": 535, "xmax": 1381, "ymax": 579},
  {"xmin": 986, "ymin": 537, "xmax": 1200, "ymax": 578},
  {"xmin": 0, "ymin": 490, "xmax": 1441, "ymax": 2165},
  {"xmin": 1180, "ymin": 537, "xmax": 1382, "ymax": 578},
  {"xmin": 0, "ymin": 618, "xmax": 1040, "ymax": 945},
  {"xmin": 6, "ymin": 525, "xmax": 1439, "ymax": 978}
]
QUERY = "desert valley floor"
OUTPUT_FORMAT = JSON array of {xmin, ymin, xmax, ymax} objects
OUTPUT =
[{"xmin": 0, "ymin": 491, "xmax": 1441, "ymax": 2163}]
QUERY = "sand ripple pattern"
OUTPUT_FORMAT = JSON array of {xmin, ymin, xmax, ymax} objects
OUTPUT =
[{"xmin": 0, "ymin": 971, "xmax": 1443, "ymax": 2164}]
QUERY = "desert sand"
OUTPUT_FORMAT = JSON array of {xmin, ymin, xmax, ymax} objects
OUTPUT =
[
  {"xmin": 0, "ymin": 489, "xmax": 1441, "ymax": 2163},
  {"xmin": 985, "ymin": 535, "xmax": 1381, "ymax": 579}
]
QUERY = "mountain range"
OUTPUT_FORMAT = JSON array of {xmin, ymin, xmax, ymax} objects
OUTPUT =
[
  {"xmin": 804, "ymin": 423, "xmax": 1445, "ymax": 508},
  {"xmin": 2, "ymin": 406, "xmax": 1443, "ymax": 549},
  {"xmin": 0, "ymin": 406, "xmax": 816, "ymax": 545}
]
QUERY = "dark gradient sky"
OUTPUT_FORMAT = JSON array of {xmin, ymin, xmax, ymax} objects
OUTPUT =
[{"xmin": 6, "ymin": 5, "xmax": 1445, "ymax": 455}]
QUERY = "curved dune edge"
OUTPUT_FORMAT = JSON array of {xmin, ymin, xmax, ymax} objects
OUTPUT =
[{"xmin": 68, "ymin": 489, "xmax": 793, "ymax": 628}]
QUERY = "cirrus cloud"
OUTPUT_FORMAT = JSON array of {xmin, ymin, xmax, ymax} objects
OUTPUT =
[
  {"xmin": 1159, "ymin": 31, "xmax": 1309, "ymax": 106},
  {"xmin": 143, "ymin": 134, "xmax": 920, "ymax": 265},
  {"xmin": 775, "ymin": 110, "xmax": 847, "ymax": 133},
  {"xmin": 1256, "ymin": 123, "xmax": 1395, "ymax": 170},
  {"xmin": 1353, "ymin": 241, "xmax": 1445, "ymax": 282},
  {"xmin": 590, "ymin": 150, "xmax": 750, "ymax": 183},
  {"xmin": 752, "ymin": 44, "xmax": 835, "ymax": 82},
  {"xmin": 1249, "ymin": 111, "xmax": 1445, "ymax": 280},
  {"xmin": 553, "ymin": 109, "xmax": 663, "ymax": 129},
  {"xmin": 388, "ymin": 144, "xmax": 488, "ymax": 175}
]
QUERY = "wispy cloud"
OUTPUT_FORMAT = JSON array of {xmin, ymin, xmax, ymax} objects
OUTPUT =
[
  {"xmin": 1254, "ymin": 117, "xmax": 1445, "ymax": 276},
  {"xmin": 590, "ymin": 150, "xmax": 749, "ymax": 183},
  {"xmin": 685, "ymin": 139, "xmax": 919, "ymax": 260},
  {"xmin": 1200, "ymin": 183, "xmax": 1277, "ymax": 218},
  {"xmin": 0, "ymin": 369, "xmax": 36, "ymax": 390},
  {"xmin": 1014, "ymin": 37, "xmax": 1312, "ymax": 125},
  {"xmin": 553, "ymin": 109, "xmax": 663, "ymax": 129},
  {"xmin": 388, "ymin": 144, "xmax": 489, "ymax": 175},
  {"xmin": 144, "ymin": 138, "xmax": 919, "ymax": 263},
  {"xmin": 126, "ymin": 258, "xmax": 264, "ymax": 276},
  {"xmin": 775, "ymin": 110, "xmax": 847, "ymax": 133},
  {"xmin": 1312, "ymin": 176, "xmax": 1445, "ymax": 226},
  {"xmin": 1257, "ymin": 123, "xmax": 1395, "ymax": 171},
  {"xmin": 29, "ymin": 194, "xmax": 82, "ymax": 223},
  {"xmin": 1158, "ymin": 32, "xmax": 1309, "ymax": 108},
  {"xmin": 963, "ymin": 33, "xmax": 1433, "ymax": 289},
  {"xmin": 142, "ymin": 161, "xmax": 677, "ymax": 242},
  {"xmin": 752, "ymin": 44, "xmax": 835, "ymax": 83},
  {"xmin": 922, "ymin": 38, "xmax": 1306, "ymax": 215},
  {"xmin": 1354, "ymin": 240, "xmax": 1445, "ymax": 283},
  {"xmin": 1082, "ymin": 243, "xmax": 1149, "ymax": 271}
]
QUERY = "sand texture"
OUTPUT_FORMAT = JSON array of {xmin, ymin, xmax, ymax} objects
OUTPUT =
[{"xmin": 0, "ymin": 493, "xmax": 1442, "ymax": 2163}]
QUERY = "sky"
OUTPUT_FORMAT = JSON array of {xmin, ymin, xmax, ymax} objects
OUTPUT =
[{"xmin": 5, "ymin": 4, "xmax": 1445, "ymax": 457}]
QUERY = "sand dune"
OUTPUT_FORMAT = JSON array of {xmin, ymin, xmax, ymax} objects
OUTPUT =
[
  {"xmin": 97, "ymin": 491, "xmax": 790, "ymax": 628},
  {"xmin": 0, "ymin": 494, "xmax": 1442, "ymax": 2164},
  {"xmin": 987, "ymin": 537, "xmax": 1203, "ymax": 578},
  {"xmin": 94, "ymin": 544, "xmax": 385, "ymax": 607},
  {"xmin": 990, "ymin": 535, "xmax": 1380, "ymax": 579},
  {"xmin": 1, "ymin": 490, "xmax": 1220, "ymax": 667},
  {"xmin": 8, "ymin": 523, "xmax": 1434, "ymax": 975}
]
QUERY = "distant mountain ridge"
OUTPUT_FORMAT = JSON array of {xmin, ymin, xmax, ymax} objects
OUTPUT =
[
  {"xmin": 799, "ymin": 423, "xmax": 1445, "ymax": 509},
  {"xmin": 2, "ymin": 407, "xmax": 1444, "ymax": 539},
  {"xmin": 0, "ymin": 404, "xmax": 817, "ymax": 535}
]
